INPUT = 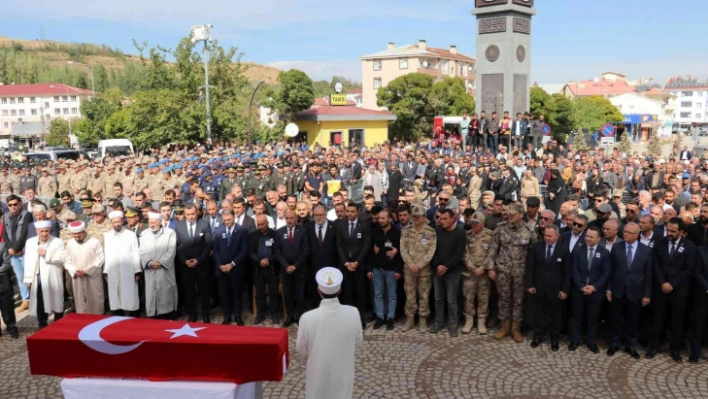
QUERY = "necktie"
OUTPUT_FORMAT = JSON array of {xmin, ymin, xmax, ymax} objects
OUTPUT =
[
  {"xmin": 350, "ymin": 222, "xmax": 355, "ymax": 237},
  {"xmin": 288, "ymin": 228, "xmax": 293, "ymax": 243},
  {"xmin": 627, "ymin": 245, "xmax": 633, "ymax": 268},
  {"xmin": 546, "ymin": 245, "xmax": 552, "ymax": 261},
  {"xmin": 318, "ymin": 224, "xmax": 323, "ymax": 245},
  {"xmin": 189, "ymin": 223, "xmax": 194, "ymax": 239},
  {"xmin": 210, "ymin": 218, "xmax": 214, "ymax": 228},
  {"xmin": 669, "ymin": 241, "xmax": 675, "ymax": 256},
  {"xmin": 227, "ymin": 228, "xmax": 232, "ymax": 243},
  {"xmin": 587, "ymin": 247, "xmax": 595, "ymax": 271}
]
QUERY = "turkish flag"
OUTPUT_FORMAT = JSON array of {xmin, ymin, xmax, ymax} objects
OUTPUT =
[{"xmin": 28, "ymin": 314, "xmax": 289, "ymax": 384}]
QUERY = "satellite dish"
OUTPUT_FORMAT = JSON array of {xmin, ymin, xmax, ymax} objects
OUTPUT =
[
  {"xmin": 334, "ymin": 82, "xmax": 343, "ymax": 93},
  {"xmin": 285, "ymin": 123, "xmax": 299, "ymax": 137},
  {"xmin": 422, "ymin": 60, "xmax": 429, "ymax": 68}
]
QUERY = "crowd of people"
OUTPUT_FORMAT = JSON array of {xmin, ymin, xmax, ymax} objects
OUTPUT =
[{"xmin": 0, "ymin": 134, "xmax": 707, "ymax": 366}]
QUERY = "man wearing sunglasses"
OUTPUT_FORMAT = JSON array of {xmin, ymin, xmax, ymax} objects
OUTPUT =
[
  {"xmin": 562, "ymin": 214, "xmax": 589, "ymax": 254},
  {"xmin": 1, "ymin": 194, "xmax": 32, "ymax": 312}
]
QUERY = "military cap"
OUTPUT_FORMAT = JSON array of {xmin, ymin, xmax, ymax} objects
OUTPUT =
[
  {"xmin": 125, "ymin": 207, "xmax": 140, "ymax": 218},
  {"xmin": 41, "ymin": 167, "xmax": 51, "ymax": 173},
  {"xmin": 80, "ymin": 198, "xmax": 95, "ymax": 208},
  {"xmin": 411, "ymin": 201, "xmax": 426, "ymax": 217},
  {"xmin": 173, "ymin": 204, "xmax": 185, "ymax": 213},
  {"xmin": 526, "ymin": 197, "xmax": 541, "ymax": 208},
  {"xmin": 257, "ymin": 164, "xmax": 267, "ymax": 171},
  {"xmin": 507, "ymin": 203, "xmax": 524, "ymax": 216},
  {"xmin": 470, "ymin": 212, "xmax": 486, "ymax": 224},
  {"xmin": 136, "ymin": 167, "xmax": 144, "ymax": 173},
  {"xmin": 91, "ymin": 203, "xmax": 106, "ymax": 214},
  {"xmin": 49, "ymin": 198, "xmax": 61, "ymax": 209},
  {"xmin": 162, "ymin": 167, "xmax": 171, "ymax": 174}
]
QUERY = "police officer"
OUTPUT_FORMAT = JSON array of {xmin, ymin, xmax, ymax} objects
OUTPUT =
[{"xmin": 461, "ymin": 211, "xmax": 493, "ymax": 335}]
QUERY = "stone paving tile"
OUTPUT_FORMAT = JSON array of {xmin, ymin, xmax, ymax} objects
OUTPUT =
[{"xmin": 3, "ymin": 309, "xmax": 708, "ymax": 399}]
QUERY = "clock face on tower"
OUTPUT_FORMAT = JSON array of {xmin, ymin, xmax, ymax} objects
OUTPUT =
[{"xmin": 512, "ymin": 0, "xmax": 534, "ymax": 6}]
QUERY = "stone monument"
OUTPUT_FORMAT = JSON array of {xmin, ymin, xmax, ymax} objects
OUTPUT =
[{"xmin": 472, "ymin": 0, "xmax": 536, "ymax": 117}]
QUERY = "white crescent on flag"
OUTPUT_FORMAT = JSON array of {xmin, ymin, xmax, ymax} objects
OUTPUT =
[{"xmin": 78, "ymin": 316, "xmax": 146, "ymax": 355}]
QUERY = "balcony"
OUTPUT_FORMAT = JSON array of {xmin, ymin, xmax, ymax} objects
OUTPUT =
[{"xmin": 417, "ymin": 68, "xmax": 440, "ymax": 79}]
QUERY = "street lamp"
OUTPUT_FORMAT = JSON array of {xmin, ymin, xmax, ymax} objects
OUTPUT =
[
  {"xmin": 67, "ymin": 60, "xmax": 95, "ymax": 98},
  {"xmin": 248, "ymin": 80, "xmax": 265, "ymax": 151},
  {"xmin": 191, "ymin": 24, "xmax": 214, "ymax": 145}
]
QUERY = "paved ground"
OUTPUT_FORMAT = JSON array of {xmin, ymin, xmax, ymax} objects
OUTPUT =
[{"xmin": 2, "ymin": 309, "xmax": 708, "ymax": 399}]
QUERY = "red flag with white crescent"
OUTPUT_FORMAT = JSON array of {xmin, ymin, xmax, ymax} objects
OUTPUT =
[{"xmin": 27, "ymin": 314, "xmax": 289, "ymax": 384}]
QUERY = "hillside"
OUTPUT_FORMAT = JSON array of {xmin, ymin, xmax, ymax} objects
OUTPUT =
[{"xmin": 0, "ymin": 36, "xmax": 281, "ymax": 84}]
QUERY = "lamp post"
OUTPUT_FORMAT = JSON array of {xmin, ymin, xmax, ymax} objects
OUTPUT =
[
  {"xmin": 66, "ymin": 61, "xmax": 94, "ymax": 97},
  {"xmin": 248, "ymin": 80, "xmax": 265, "ymax": 151},
  {"xmin": 191, "ymin": 24, "xmax": 214, "ymax": 145}
]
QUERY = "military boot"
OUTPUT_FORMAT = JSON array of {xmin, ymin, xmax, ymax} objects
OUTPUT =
[
  {"xmin": 402, "ymin": 316, "xmax": 415, "ymax": 333},
  {"xmin": 461, "ymin": 318, "xmax": 474, "ymax": 334},
  {"xmin": 418, "ymin": 317, "xmax": 428, "ymax": 333},
  {"xmin": 511, "ymin": 321, "xmax": 524, "ymax": 343},
  {"xmin": 494, "ymin": 321, "xmax": 510, "ymax": 340},
  {"xmin": 478, "ymin": 317, "xmax": 488, "ymax": 335}
]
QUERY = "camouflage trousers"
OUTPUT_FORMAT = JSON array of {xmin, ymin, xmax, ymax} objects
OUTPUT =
[
  {"xmin": 462, "ymin": 272, "xmax": 490, "ymax": 319},
  {"xmin": 495, "ymin": 271, "xmax": 525, "ymax": 322},
  {"xmin": 403, "ymin": 270, "xmax": 432, "ymax": 317}
]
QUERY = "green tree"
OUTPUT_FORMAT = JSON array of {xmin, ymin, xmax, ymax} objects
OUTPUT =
[
  {"xmin": 617, "ymin": 130, "xmax": 632, "ymax": 154},
  {"xmin": 376, "ymin": 73, "xmax": 434, "ymax": 141},
  {"xmin": 551, "ymin": 93, "xmax": 576, "ymax": 140},
  {"xmin": 76, "ymin": 87, "xmax": 124, "ymax": 144},
  {"xmin": 268, "ymin": 69, "xmax": 315, "ymax": 122},
  {"xmin": 647, "ymin": 131, "xmax": 662, "ymax": 157},
  {"xmin": 530, "ymin": 86, "xmax": 556, "ymax": 124},
  {"xmin": 46, "ymin": 119, "xmax": 71, "ymax": 147},
  {"xmin": 428, "ymin": 77, "xmax": 475, "ymax": 116},
  {"xmin": 575, "ymin": 96, "xmax": 623, "ymax": 133},
  {"xmin": 93, "ymin": 64, "xmax": 110, "ymax": 93}
]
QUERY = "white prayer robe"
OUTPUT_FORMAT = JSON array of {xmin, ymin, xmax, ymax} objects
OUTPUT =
[
  {"xmin": 65, "ymin": 237, "xmax": 105, "ymax": 315},
  {"xmin": 103, "ymin": 228, "xmax": 141, "ymax": 311},
  {"xmin": 296, "ymin": 298, "xmax": 362, "ymax": 399},
  {"xmin": 23, "ymin": 236, "xmax": 66, "ymax": 316},
  {"xmin": 139, "ymin": 227, "xmax": 178, "ymax": 317}
]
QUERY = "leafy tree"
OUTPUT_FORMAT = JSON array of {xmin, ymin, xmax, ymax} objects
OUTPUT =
[
  {"xmin": 530, "ymin": 86, "xmax": 556, "ymax": 124},
  {"xmin": 312, "ymin": 76, "xmax": 361, "ymax": 98},
  {"xmin": 647, "ymin": 131, "xmax": 662, "ymax": 157},
  {"xmin": 93, "ymin": 64, "xmax": 110, "ymax": 93},
  {"xmin": 76, "ymin": 87, "xmax": 124, "ymax": 144},
  {"xmin": 551, "ymin": 93, "xmax": 575, "ymax": 140},
  {"xmin": 617, "ymin": 130, "xmax": 632, "ymax": 154},
  {"xmin": 267, "ymin": 69, "xmax": 315, "ymax": 122},
  {"xmin": 428, "ymin": 77, "xmax": 475, "ymax": 116},
  {"xmin": 576, "ymin": 96, "xmax": 623, "ymax": 133},
  {"xmin": 46, "ymin": 119, "xmax": 71, "ymax": 147},
  {"xmin": 377, "ymin": 73, "xmax": 434, "ymax": 141}
]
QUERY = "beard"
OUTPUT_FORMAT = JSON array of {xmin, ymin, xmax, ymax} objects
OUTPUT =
[
  {"xmin": 150, "ymin": 226, "xmax": 160, "ymax": 233},
  {"xmin": 113, "ymin": 226, "xmax": 122, "ymax": 233}
]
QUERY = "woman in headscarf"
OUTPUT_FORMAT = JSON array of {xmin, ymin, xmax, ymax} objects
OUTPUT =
[
  {"xmin": 546, "ymin": 169, "xmax": 567, "ymax": 215},
  {"xmin": 586, "ymin": 164, "xmax": 604, "ymax": 194}
]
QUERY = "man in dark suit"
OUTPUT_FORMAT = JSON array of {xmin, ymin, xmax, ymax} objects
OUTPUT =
[
  {"xmin": 203, "ymin": 200, "xmax": 224, "ymax": 233},
  {"xmin": 569, "ymin": 226, "xmax": 610, "ymax": 353},
  {"xmin": 336, "ymin": 202, "xmax": 371, "ymax": 329},
  {"xmin": 213, "ymin": 209, "xmax": 250, "ymax": 326},
  {"xmin": 233, "ymin": 197, "xmax": 256, "ymax": 233},
  {"xmin": 174, "ymin": 204, "xmax": 213, "ymax": 323},
  {"xmin": 275, "ymin": 210, "xmax": 310, "ymax": 327},
  {"xmin": 646, "ymin": 218, "xmax": 695, "ymax": 362},
  {"xmin": 308, "ymin": 205, "xmax": 338, "ymax": 309},
  {"xmin": 607, "ymin": 222, "xmax": 653, "ymax": 359},
  {"xmin": 561, "ymin": 214, "xmax": 588, "ymax": 254},
  {"xmin": 401, "ymin": 154, "xmax": 418, "ymax": 182},
  {"xmin": 249, "ymin": 214, "xmax": 279, "ymax": 325},
  {"xmin": 526, "ymin": 224, "xmax": 571, "ymax": 351},
  {"xmin": 679, "ymin": 146, "xmax": 692, "ymax": 161},
  {"xmin": 691, "ymin": 244, "xmax": 708, "ymax": 363}
]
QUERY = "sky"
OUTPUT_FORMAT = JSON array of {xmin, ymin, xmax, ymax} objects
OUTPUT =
[{"xmin": 2, "ymin": 0, "xmax": 708, "ymax": 85}]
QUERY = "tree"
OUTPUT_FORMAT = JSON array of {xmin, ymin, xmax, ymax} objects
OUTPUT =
[
  {"xmin": 530, "ymin": 86, "xmax": 556, "ymax": 124},
  {"xmin": 268, "ymin": 69, "xmax": 315, "ymax": 122},
  {"xmin": 551, "ymin": 93, "xmax": 576, "ymax": 140},
  {"xmin": 377, "ymin": 73, "xmax": 435, "ymax": 141},
  {"xmin": 647, "ymin": 131, "xmax": 662, "ymax": 157},
  {"xmin": 617, "ymin": 130, "xmax": 632, "ymax": 154},
  {"xmin": 46, "ymin": 119, "xmax": 71, "ymax": 147},
  {"xmin": 575, "ymin": 96, "xmax": 623, "ymax": 134},
  {"xmin": 428, "ymin": 77, "xmax": 475, "ymax": 116},
  {"xmin": 76, "ymin": 87, "xmax": 124, "ymax": 144}
]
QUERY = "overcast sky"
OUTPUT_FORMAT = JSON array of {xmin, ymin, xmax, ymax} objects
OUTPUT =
[{"xmin": 2, "ymin": 0, "xmax": 707, "ymax": 85}]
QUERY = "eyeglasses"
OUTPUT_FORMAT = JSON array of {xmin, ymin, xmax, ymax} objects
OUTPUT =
[
  {"xmin": 626, "ymin": 209, "xmax": 637, "ymax": 213},
  {"xmin": 572, "ymin": 222, "xmax": 585, "ymax": 228},
  {"xmin": 438, "ymin": 198, "xmax": 450, "ymax": 202},
  {"xmin": 7, "ymin": 202, "xmax": 19, "ymax": 207},
  {"xmin": 594, "ymin": 199, "xmax": 603, "ymax": 203},
  {"xmin": 540, "ymin": 216, "xmax": 552, "ymax": 221}
]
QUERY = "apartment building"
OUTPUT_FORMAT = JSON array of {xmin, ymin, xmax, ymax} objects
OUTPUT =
[
  {"xmin": 360, "ymin": 40, "xmax": 476, "ymax": 110},
  {"xmin": 663, "ymin": 76, "xmax": 708, "ymax": 131}
]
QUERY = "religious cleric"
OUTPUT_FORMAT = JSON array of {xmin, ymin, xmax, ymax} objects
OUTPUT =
[
  {"xmin": 139, "ymin": 211, "xmax": 178, "ymax": 319},
  {"xmin": 103, "ymin": 211, "xmax": 142, "ymax": 316},
  {"xmin": 64, "ymin": 221, "xmax": 106, "ymax": 315}
]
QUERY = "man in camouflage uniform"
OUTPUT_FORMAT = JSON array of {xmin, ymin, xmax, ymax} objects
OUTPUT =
[
  {"xmin": 462, "ymin": 211, "xmax": 494, "ymax": 334},
  {"xmin": 132, "ymin": 167, "xmax": 149, "ymax": 195},
  {"xmin": 486, "ymin": 202, "xmax": 537, "ymax": 343},
  {"xmin": 0, "ymin": 167, "xmax": 13, "ymax": 194},
  {"xmin": 86, "ymin": 203, "xmax": 112, "ymax": 246},
  {"xmin": 56, "ymin": 164, "xmax": 71, "ymax": 196},
  {"xmin": 69, "ymin": 161, "xmax": 89, "ymax": 196},
  {"xmin": 49, "ymin": 198, "xmax": 76, "ymax": 229},
  {"xmin": 121, "ymin": 162, "xmax": 137, "ymax": 197},
  {"xmin": 88, "ymin": 164, "xmax": 106, "ymax": 197},
  {"xmin": 103, "ymin": 163, "xmax": 122, "ymax": 198},
  {"xmin": 37, "ymin": 167, "xmax": 57, "ymax": 199},
  {"xmin": 399, "ymin": 202, "xmax": 437, "ymax": 332}
]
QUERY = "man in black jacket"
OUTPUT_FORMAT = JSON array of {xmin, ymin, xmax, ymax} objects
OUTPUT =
[
  {"xmin": 308, "ymin": 205, "xmax": 338, "ymax": 309},
  {"xmin": 174, "ymin": 204, "xmax": 214, "ymax": 322},
  {"xmin": 526, "ymin": 224, "xmax": 571, "ymax": 351},
  {"xmin": 336, "ymin": 202, "xmax": 371, "ymax": 329},
  {"xmin": 0, "ymin": 242, "xmax": 18, "ymax": 338},
  {"xmin": 2, "ymin": 194, "xmax": 31, "ymax": 311},
  {"xmin": 646, "ymin": 218, "xmax": 695, "ymax": 362},
  {"xmin": 249, "ymin": 214, "xmax": 280, "ymax": 325},
  {"xmin": 367, "ymin": 209, "xmax": 402, "ymax": 330},
  {"xmin": 691, "ymin": 245, "xmax": 708, "ymax": 363},
  {"xmin": 275, "ymin": 210, "xmax": 310, "ymax": 327}
]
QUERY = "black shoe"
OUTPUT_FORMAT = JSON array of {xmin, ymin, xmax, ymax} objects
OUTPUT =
[
  {"xmin": 366, "ymin": 312, "xmax": 377, "ymax": 323},
  {"xmin": 645, "ymin": 348, "xmax": 657, "ymax": 359},
  {"xmin": 588, "ymin": 344, "xmax": 600, "ymax": 354},
  {"xmin": 271, "ymin": 315, "xmax": 280, "ymax": 325},
  {"xmin": 671, "ymin": 350, "xmax": 683, "ymax": 363},
  {"xmin": 386, "ymin": 319, "xmax": 394, "ymax": 331},
  {"xmin": 429, "ymin": 323, "xmax": 443, "ymax": 334},
  {"xmin": 607, "ymin": 347, "xmax": 618, "ymax": 356},
  {"xmin": 8, "ymin": 328, "xmax": 19, "ymax": 339},
  {"xmin": 373, "ymin": 318, "xmax": 385, "ymax": 330},
  {"xmin": 625, "ymin": 347, "xmax": 640, "ymax": 359},
  {"xmin": 222, "ymin": 317, "xmax": 232, "ymax": 325},
  {"xmin": 689, "ymin": 352, "xmax": 700, "ymax": 363},
  {"xmin": 188, "ymin": 314, "xmax": 198, "ymax": 322},
  {"xmin": 551, "ymin": 341, "xmax": 559, "ymax": 352},
  {"xmin": 449, "ymin": 327, "xmax": 459, "ymax": 337},
  {"xmin": 283, "ymin": 317, "xmax": 295, "ymax": 328},
  {"xmin": 530, "ymin": 338, "xmax": 542, "ymax": 348},
  {"xmin": 202, "ymin": 315, "xmax": 211, "ymax": 324},
  {"xmin": 568, "ymin": 342, "xmax": 579, "ymax": 351},
  {"xmin": 253, "ymin": 315, "xmax": 266, "ymax": 325},
  {"xmin": 38, "ymin": 323, "xmax": 48, "ymax": 330},
  {"xmin": 234, "ymin": 316, "xmax": 245, "ymax": 326}
]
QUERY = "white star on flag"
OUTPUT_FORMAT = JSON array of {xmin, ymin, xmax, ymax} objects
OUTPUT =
[{"xmin": 165, "ymin": 324, "xmax": 206, "ymax": 339}]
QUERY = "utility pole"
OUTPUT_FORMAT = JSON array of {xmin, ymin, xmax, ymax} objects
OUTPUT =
[{"xmin": 191, "ymin": 24, "xmax": 214, "ymax": 145}]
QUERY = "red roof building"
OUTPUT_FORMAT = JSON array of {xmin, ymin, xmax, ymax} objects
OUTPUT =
[{"xmin": 0, "ymin": 83, "xmax": 93, "ymax": 97}]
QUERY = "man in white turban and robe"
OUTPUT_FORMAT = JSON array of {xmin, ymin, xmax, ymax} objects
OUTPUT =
[
  {"xmin": 23, "ymin": 220, "xmax": 66, "ymax": 329},
  {"xmin": 103, "ymin": 211, "xmax": 141, "ymax": 316},
  {"xmin": 65, "ymin": 221, "xmax": 105, "ymax": 315},
  {"xmin": 140, "ymin": 211, "xmax": 178, "ymax": 319}
]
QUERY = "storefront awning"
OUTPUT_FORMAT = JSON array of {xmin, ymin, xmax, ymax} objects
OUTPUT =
[{"xmin": 10, "ymin": 122, "xmax": 45, "ymax": 136}]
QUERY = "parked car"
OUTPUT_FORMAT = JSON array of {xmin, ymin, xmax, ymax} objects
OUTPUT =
[{"xmin": 25, "ymin": 147, "xmax": 85, "ymax": 162}]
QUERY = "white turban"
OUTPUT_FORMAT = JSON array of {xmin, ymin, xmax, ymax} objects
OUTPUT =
[
  {"xmin": 108, "ymin": 211, "xmax": 124, "ymax": 220},
  {"xmin": 34, "ymin": 220, "xmax": 52, "ymax": 229},
  {"xmin": 67, "ymin": 221, "xmax": 86, "ymax": 233},
  {"xmin": 148, "ymin": 212, "xmax": 162, "ymax": 220},
  {"xmin": 316, "ymin": 267, "xmax": 344, "ymax": 295}
]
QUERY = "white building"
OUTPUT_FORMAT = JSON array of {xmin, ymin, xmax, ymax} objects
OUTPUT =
[
  {"xmin": 0, "ymin": 83, "xmax": 93, "ymax": 139},
  {"xmin": 609, "ymin": 92, "xmax": 671, "ymax": 136},
  {"xmin": 663, "ymin": 76, "xmax": 708, "ymax": 132}
]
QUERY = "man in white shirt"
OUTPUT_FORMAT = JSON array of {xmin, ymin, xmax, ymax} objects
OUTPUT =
[
  {"xmin": 563, "ymin": 215, "xmax": 588, "ymax": 254},
  {"xmin": 639, "ymin": 215, "xmax": 656, "ymax": 248}
]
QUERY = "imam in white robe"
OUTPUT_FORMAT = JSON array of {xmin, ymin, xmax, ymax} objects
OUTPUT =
[
  {"xmin": 139, "ymin": 227, "xmax": 178, "ymax": 317},
  {"xmin": 296, "ymin": 298, "xmax": 362, "ymax": 399},
  {"xmin": 23, "ymin": 236, "xmax": 66, "ymax": 317},
  {"xmin": 65, "ymin": 236, "xmax": 105, "ymax": 315},
  {"xmin": 103, "ymin": 228, "xmax": 141, "ymax": 312}
]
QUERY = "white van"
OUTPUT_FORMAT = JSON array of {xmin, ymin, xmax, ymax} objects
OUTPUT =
[{"xmin": 98, "ymin": 139, "xmax": 134, "ymax": 160}]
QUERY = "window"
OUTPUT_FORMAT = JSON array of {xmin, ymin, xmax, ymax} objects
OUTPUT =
[
  {"xmin": 71, "ymin": 107, "xmax": 78, "ymax": 114},
  {"xmin": 18, "ymin": 110, "xmax": 24, "ymax": 116},
  {"xmin": 1, "ymin": 110, "xmax": 7, "ymax": 116},
  {"xmin": 54, "ymin": 108, "xmax": 61, "ymax": 115},
  {"xmin": 9, "ymin": 98, "xmax": 15, "ymax": 104},
  {"xmin": 697, "ymin": 113, "xmax": 703, "ymax": 119},
  {"xmin": 0, "ymin": 99, "xmax": 6, "ymax": 104},
  {"xmin": 373, "ymin": 59, "xmax": 382, "ymax": 71},
  {"xmin": 2, "ymin": 122, "xmax": 7, "ymax": 129},
  {"xmin": 460, "ymin": 64, "xmax": 465, "ymax": 76},
  {"xmin": 71, "ymin": 96, "xmax": 77, "ymax": 102},
  {"xmin": 44, "ymin": 102, "xmax": 49, "ymax": 108},
  {"xmin": 399, "ymin": 58, "xmax": 408, "ymax": 69},
  {"xmin": 45, "ymin": 114, "xmax": 51, "ymax": 121},
  {"xmin": 63, "ymin": 108, "xmax": 69, "ymax": 115},
  {"xmin": 10, "ymin": 122, "xmax": 15, "ymax": 127},
  {"xmin": 31, "ymin": 109, "xmax": 37, "ymax": 116},
  {"xmin": 697, "ymin": 103, "xmax": 703, "ymax": 108},
  {"xmin": 441, "ymin": 60, "xmax": 448, "ymax": 75},
  {"xmin": 373, "ymin": 78, "xmax": 382, "ymax": 89},
  {"xmin": 17, "ymin": 97, "xmax": 23, "ymax": 104},
  {"xmin": 680, "ymin": 112, "xmax": 691, "ymax": 118},
  {"xmin": 10, "ymin": 110, "xmax": 16, "ymax": 116},
  {"xmin": 30, "ymin": 97, "xmax": 36, "ymax": 104},
  {"xmin": 62, "ymin": 96, "xmax": 68, "ymax": 102},
  {"xmin": 682, "ymin": 91, "xmax": 693, "ymax": 97},
  {"xmin": 53, "ymin": 96, "xmax": 59, "ymax": 102},
  {"xmin": 681, "ymin": 101, "xmax": 692, "ymax": 108}
]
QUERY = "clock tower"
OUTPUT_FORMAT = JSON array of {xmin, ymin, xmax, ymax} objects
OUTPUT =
[{"xmin": 473, "ymin": 0, "xmax": 536, "ymax": 118}]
